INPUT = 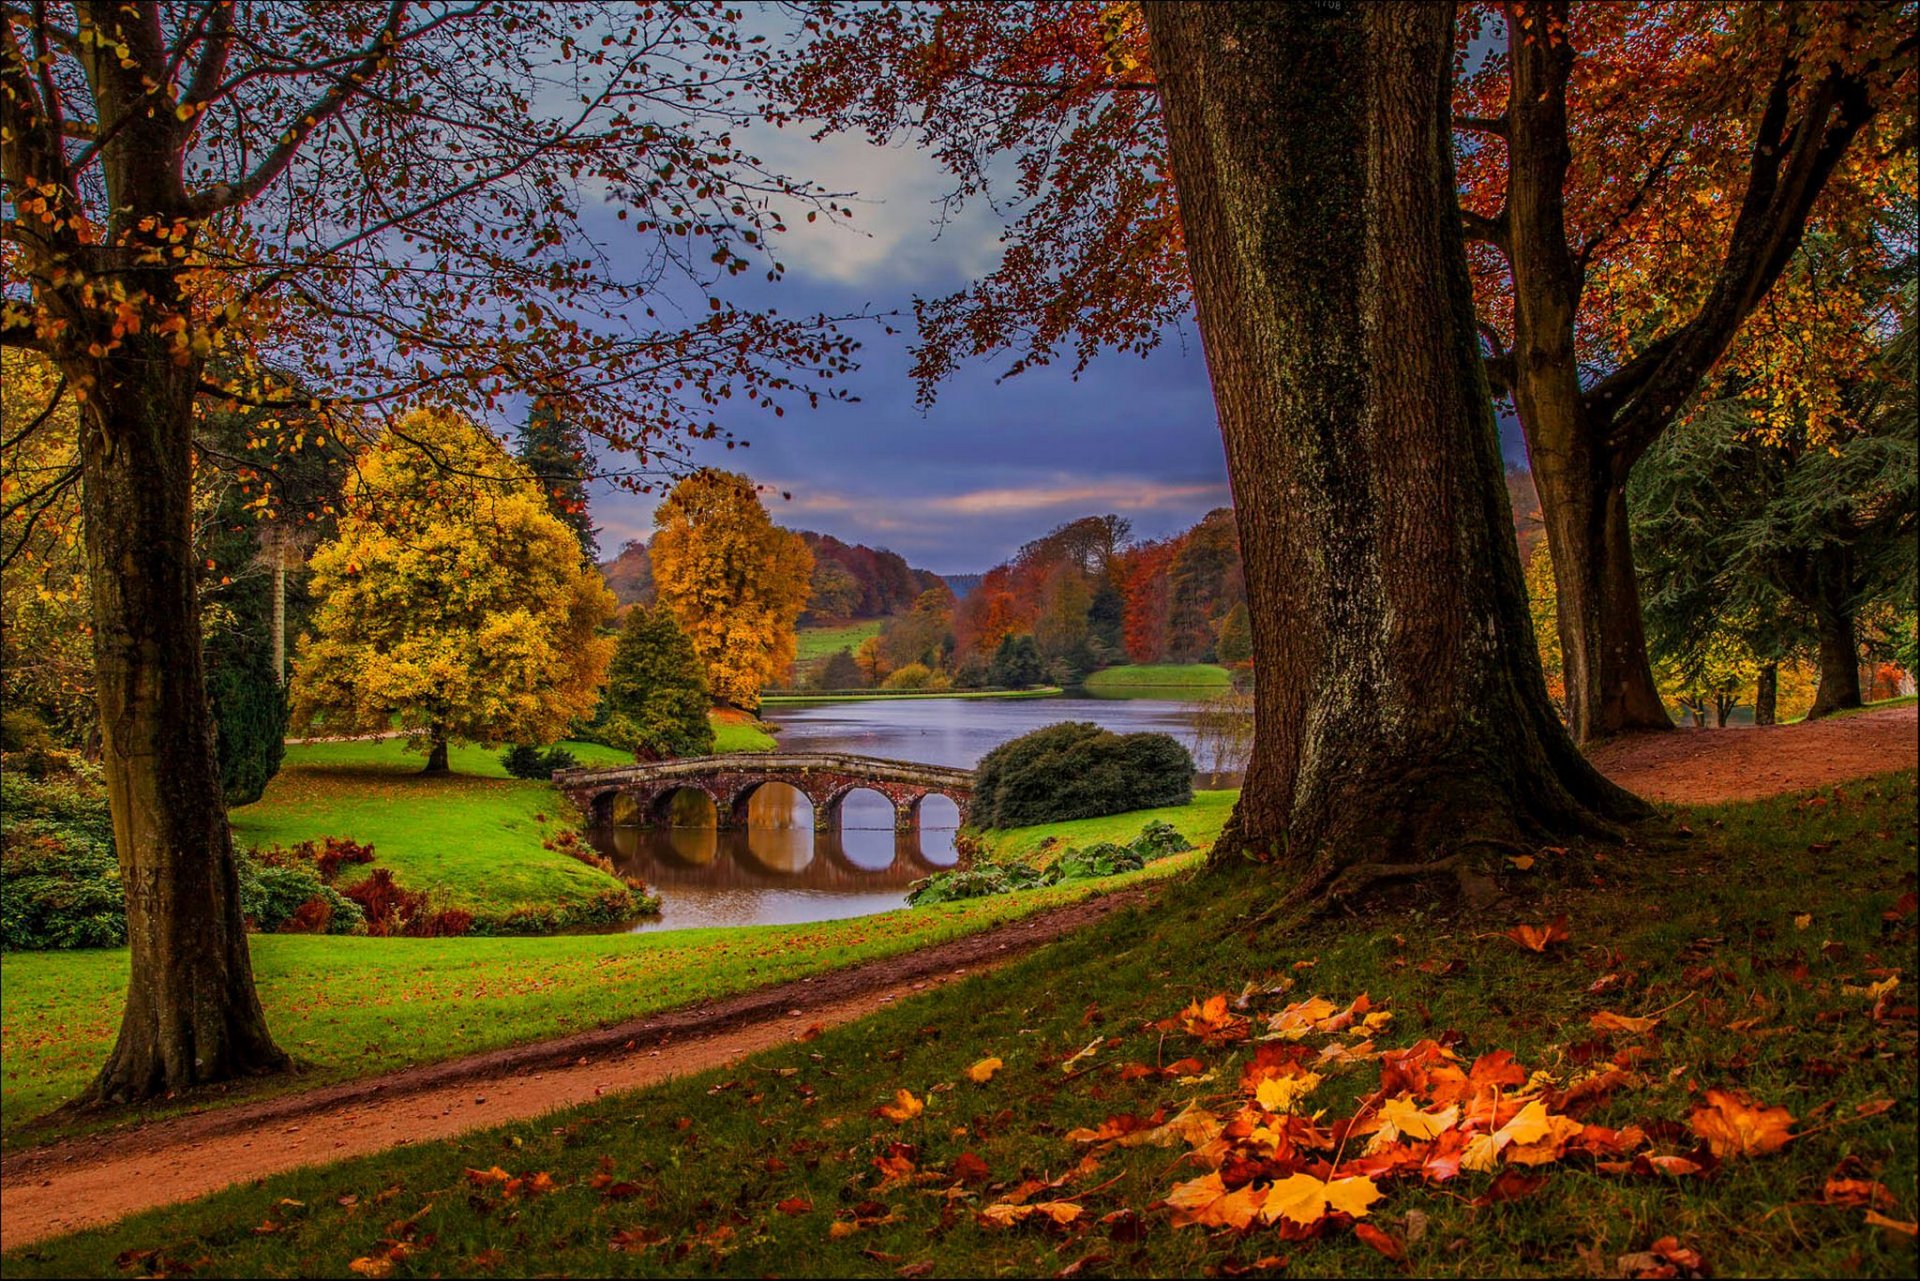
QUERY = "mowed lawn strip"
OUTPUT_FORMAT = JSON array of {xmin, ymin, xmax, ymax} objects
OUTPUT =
[
  {"xmin": 8, "ymin": 774, "xmax": 1912, "ymax": 1277},
  {"xmin": 793, "ymin": 619, "xmax": 885, "ymax": 662},
  {"xmin": 1081, "ymin": 662, "xmax": 1232, "ymax": 697},
  {"xmin": 0, "ymin": 796, "xmax": 1225, "ymax": 1140}
]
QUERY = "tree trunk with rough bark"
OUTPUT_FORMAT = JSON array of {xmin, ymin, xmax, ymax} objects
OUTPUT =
[
  {"xmin": 1808, "ymin": 571, "xmax": 1863, "ymax": 718},
  {"xmin": 71, "ymin": 335, "xmax": 288, "ymax": 1105},
  {"xmin": 1500, "ymin": 9, "xmax": 1671, "ymax": 745},
  {"xmin": 1144, "ymin": 0, "xmax": 1645, "ymax": 903},
  {"xmin": 424, "ymin": 735, "xmax": 451, "ymax": 774},
  {"xmin": 1755, "ymin": 662, "xmax": 1779, "ymax": 726}
]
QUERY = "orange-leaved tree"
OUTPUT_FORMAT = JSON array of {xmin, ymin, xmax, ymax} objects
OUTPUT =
[
  {"xmin": 649, "ymin": 469, "xmax": 814, "ymax": 710},
  {"xmin": 780, "ymin": 0, "xmax": 1916, "ymax": 740},
  {"xmin": 1, "ymin": 0, "xmax": 854, "ymax": 1103}
]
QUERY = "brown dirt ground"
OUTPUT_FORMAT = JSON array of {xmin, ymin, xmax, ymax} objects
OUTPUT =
[
  {"xmin": 3, "ymin": 707, "xmax": 1914, "ymax": 1251},
  {"xmin": 0, "ymin": 891, "xmax": 1140, "ymax": 1251},
  {"xmin": 1586, "ymin": 704, "xmax": 1917, "ymax": 805}
]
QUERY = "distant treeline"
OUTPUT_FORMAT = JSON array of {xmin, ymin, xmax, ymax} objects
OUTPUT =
[{"xmin": 599, "ymin": 529, "xmax": 943, "ymax": 623}]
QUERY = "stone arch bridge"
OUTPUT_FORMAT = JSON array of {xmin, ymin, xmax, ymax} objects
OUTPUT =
[{"xmin": 554, "ymin": 753, "xmax": 974, "ymax": 833}]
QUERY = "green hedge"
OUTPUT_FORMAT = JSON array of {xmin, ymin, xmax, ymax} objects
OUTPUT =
[{"xmin": 972, "ymin": 722, "xmax": 1194, "ymax": 829}]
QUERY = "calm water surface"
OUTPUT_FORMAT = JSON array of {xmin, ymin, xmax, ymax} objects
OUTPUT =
[{"xmin": 592, "ymin": 695, "xmax": 1218, "ymax": 932}]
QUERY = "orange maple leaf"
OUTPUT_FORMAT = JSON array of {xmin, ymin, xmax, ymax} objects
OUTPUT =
[
  {"xmin": 1688, "ymin": 1088, "xmax": 1794, "ymax": 1158},
  {"xmin": 1502, "ymin": 917, "xmax": 1570, "ymax": 952}
]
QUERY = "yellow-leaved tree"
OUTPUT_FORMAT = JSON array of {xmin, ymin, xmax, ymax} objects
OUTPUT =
[
  {"xmin": 649, "ymin": 470, "xmax": 813, "ymax": 709},
  {"xmin": 289, "ymin": 409, "xmax": 615, "ymax": 771}
]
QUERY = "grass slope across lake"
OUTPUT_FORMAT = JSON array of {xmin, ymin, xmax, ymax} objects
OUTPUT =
[
  {"xmin": 794, "ymin": 619, "xmax": 884, "ymax": 662},
  {"xmin": 1082, "ymin": 662, "xmax": 1232, "ymax": 698},
  {"xmin": 10, "ymin": 774, "xmax": 1912, "ymax": 1276},
  {"xmin": 0, "ymin": 792, "xmax": 1227, "ymax": 1142}
]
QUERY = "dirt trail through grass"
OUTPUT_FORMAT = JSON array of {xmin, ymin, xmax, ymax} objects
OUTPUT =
[
  {"xmin": 5, "ymin": 708, "xmax": 1912, "ymax": 1253},
  {"xmin": 0, "ymin": 892, "xmax": 1138, "ymax": 1251},
  {"xmin": 1588, "ymin": 703, "xmax": 1916, "ymax": 804}
]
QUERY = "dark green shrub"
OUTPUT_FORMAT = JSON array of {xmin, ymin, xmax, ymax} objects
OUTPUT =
[
  {"xmin": 1131, "ymin": 819, "xmax": 1195, "ymax": 860},
  {"xmin": 599, "ymin": 605, "xmax": 714, "ymax": 759},
  {"xmin": 1052, "ymin": 841, "xmax": 1144, "ymax": 880},
  {"xmin": 501, "ymin": 743, "xmax": 580, "ymax": 779},
  {"xmin": 972, "ymin": 722, "xmax": 1193, "ymax": 828},
  {"xmin": 1, "ymin": 756, "xmax": 124, "ymax": 950},
  {"xmin": 208, "ymin": 644, "xmax": 288, "ymax": 806},
  {"xmin": 905, "ymin": 862, "xmax": 1050, "ymax": 906},
  {"xmin": 238, "ymin": 861, "xmax": 362, "ymax": 934},
  {"xmin": 988, "ymin": 634, "xmax": 1045, "ymax": 688}
]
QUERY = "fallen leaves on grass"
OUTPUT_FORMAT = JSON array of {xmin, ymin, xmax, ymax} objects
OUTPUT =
[
  {"xmin": 964, "ymin": 1056, "xmax": 1002, "ymax": 1083},
  {"xmin": 1588, "ymin": 1010, "xmax": 1661, "ymax": 1034},
  {"xmin": 1502, "ymin": 917, "xmax": 1570, "ymax": 953},
  {"xmin": 1687, "ymin": 1088, "xmax": 1794, "ymax": 1159},
  {"xmin": 875, "ymin": 1089, "xmax": 924, "ymax": 1123}
]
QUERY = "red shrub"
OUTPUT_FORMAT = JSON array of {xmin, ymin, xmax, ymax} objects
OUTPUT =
[{"xmin": 280, "ymin": 897, "xmax": 335, "ymax": 934}]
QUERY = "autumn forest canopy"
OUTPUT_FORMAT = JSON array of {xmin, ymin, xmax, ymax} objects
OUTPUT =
[{"xmin": 0, "ymin": 2, "xmax": 1917, "ymax": 1275}]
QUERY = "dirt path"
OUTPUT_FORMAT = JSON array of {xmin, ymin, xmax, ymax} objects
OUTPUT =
[
  {"xmin": 1588, "ymin": 704, "xmax": 1917, "ymax": 805},
  {"xmin": 0, "ymin": 891, "xmax": 1140, "ymax": 1252}
]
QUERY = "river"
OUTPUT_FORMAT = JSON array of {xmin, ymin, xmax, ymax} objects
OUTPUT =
[{"xmin": 589, "ymin": 694, "xmax": 1227, "ymax": 932}]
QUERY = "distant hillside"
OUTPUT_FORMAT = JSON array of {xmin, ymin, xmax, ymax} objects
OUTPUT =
[
  {"xmin": 600, "ymin": 531, "xmax": 945, "ymax": 620},
  {"xmin": 796, "ymin": 531, "xmax": 946, "ymax": 623},
  {"xmin": 940, "ymin": 573, "xmax": 983, "ymax": 598},
  {"xmin": 598, "ymin": 540, "xmax": 653, "ymax": 607}
]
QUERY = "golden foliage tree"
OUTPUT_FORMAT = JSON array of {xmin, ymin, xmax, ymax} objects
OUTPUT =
[
  {"xmin": 649, "ymin": 470, "xmax": 813, "ymax": 709},
  {"xmin": 289, "ymin": 409, "xmax": 615, "ymax": 772}
]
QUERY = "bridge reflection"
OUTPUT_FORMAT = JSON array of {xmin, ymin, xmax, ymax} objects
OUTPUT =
[{"xmin": 585, "ymin": 783, "xmax": 959, "ymax": 930}]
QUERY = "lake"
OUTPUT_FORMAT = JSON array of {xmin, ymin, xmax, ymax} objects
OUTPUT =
[{"xmin": 589, "ymin": 694, "xmax": 1226, "ymax": 932}]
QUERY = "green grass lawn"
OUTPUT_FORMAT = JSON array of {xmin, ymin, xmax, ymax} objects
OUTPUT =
[
  {"xmin": 1799, "ymin": 693, "xmax": 1919, "ymax": 722},
  {"xmin": 1082, "ymin": 662, "xmax": 1233, "ymax": 698},
  {"xmin": 11, "ymin": 774, "xmax": 1912, "ymax": 1276},
  {"xmin": 230, "ymin": 738, "xmax": 633, "ymax": 926},
  {"xmin": 979, "ymin": 788, "xmax": 1238, "ymax": 864},
  {"xmin": 709, "ymin": 715, "xmax": 777, "ymax": 752},
  {"xmin": 0, "ymin": 793, "xmax": 1233, "ymax": 1143},
  {"xmin": 794, "ymin": 619, "xmax": 885, "ymax": 662}
]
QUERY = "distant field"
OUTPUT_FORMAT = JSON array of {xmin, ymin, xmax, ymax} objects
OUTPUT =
[
  {"xmin": 1082, "ymin": 663, "xmax": 1232, "ymax": 698},
  {"xmin": 794, "ymin": 619, "xmax": 884, "ymax": 662}
]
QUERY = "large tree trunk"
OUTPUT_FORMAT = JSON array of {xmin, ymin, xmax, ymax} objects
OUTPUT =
[
  {"xmin": 1808, "ymin": 564, "xmax": 1863, "ymax": 718},
  {"xmin": 1501, "ymin": 8, "xmax": 1670, "ymax": 745},
  {"xmin": 424, "ymin": 734, "xmax": 451, "ymax": 774},
  {"xmin": 1144, "ymin": 0, "xmax": 1645, "ymax": 902},
  {"xmin": 1754, "ymin": 662, "xmax": 1779, "ymax": 726},
  {"xmin": 72, "ymin": 337, "xmax": 288, "ymax": 1105},
  {"xmin": 1527, "ymin": 440, "xmax": 1674, "ymax": 741}
]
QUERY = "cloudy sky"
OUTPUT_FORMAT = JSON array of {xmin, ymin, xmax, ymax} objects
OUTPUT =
[
  {"xmin": 585, "ymin": 99, "xmax": 1232, "ymax": 575},
  {"xmin": 582, "ymin": 18, "xmax": 1524, "ymax": 575}
]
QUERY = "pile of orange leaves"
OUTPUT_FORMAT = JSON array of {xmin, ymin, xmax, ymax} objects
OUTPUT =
[{"xmin": 1027, "ymin": 987, "xmax": 1839, "ymax": 1265}]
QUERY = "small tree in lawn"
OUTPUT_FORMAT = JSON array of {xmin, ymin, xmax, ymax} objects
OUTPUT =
[
  {"xmin": 604, "ymin": 605, "xmax": 715, "ymax": 762},
  {"xmin": 649, "ymin": 470, "xmax": 814, "ymax": 710},
  {"xmin": 290, "ymin": 409, "xmax": 616, "ymax": 771}
]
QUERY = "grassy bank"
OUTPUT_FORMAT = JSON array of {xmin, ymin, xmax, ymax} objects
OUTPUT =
[
  {"xmin": 708, "ymin": 708, "xmax": 777, "ymax": 752},
  {"xmin": 0, "ymin": 793, "xmax": 1234, "ymax": 1143},
  {"xmin": 1082, "ymin": 662, "xmax": 1233, "ymax": 698},
  {"xmin": 11, "ymin": 773, "xmax": 1911, "ymax": 1276},
  {"xmin": 230, "ymin": 738, "xmax": 635, "ymax": 929},
  {"xmin": 794, "ymin": 619, "xmax": 885, "ymax": 661}
]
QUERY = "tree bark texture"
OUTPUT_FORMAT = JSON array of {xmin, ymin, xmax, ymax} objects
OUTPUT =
[
  {"xmin": 1144, "ymin": 0, "xmax": 1645, "ymax": 900},
  {"xmin": 1808, "ymin": 559, "xmax": 1863, "ymax": 717},
  {"xmin": 1501, "ymin": 8, "xmax": 1670, "ymax": 742},
  {"xmin": 72, "ymin": 335, "xmax": 288, "ymax": 1103},
  {"xmin": 1754, "ymin": 662, "xmax": 1778, "ymax": 726},
  {"xmin": 424, "ymin": 735, "xmax": 451, "ymax": 774}
]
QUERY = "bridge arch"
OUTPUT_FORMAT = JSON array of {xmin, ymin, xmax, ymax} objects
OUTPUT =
[{"xmin": 725, "ymin": 778, "xmax": 815, "ymax": 830}]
